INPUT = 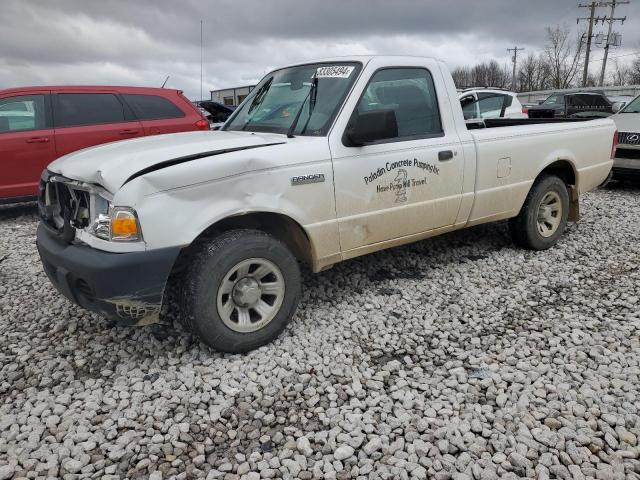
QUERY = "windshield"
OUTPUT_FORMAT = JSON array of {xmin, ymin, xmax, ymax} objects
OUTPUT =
[
  {"xmin": 621, "ymin": 96, "xmax": 640, "ymax": 113},
  {"xmin": 543, "ymin": 95, "xmax": 563, "ymax": 105},
  {"xmin": 224, "ymin": 62, "xmax": 361, "ymax": 136}
]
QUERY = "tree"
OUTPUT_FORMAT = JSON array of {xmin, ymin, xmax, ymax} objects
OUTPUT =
[
  {"xmin": 451, "ymin": 66, "xmax": 473, "ymax": 89},
  {"xmin": 609, "ymin": 59, "xmax": 630, "ymax": 86},
  {"xmin": 629, "ymin": 56, "xmax": 640, "ymax": 84},
  {"xmin": 544, "ymin": 25, "xmax": 583, "ymax": 89},
  {"xmin": 517, "ymin": 53, "xmax": 551, "ymax": 92},
  {"xmin": 451, "ymin": 60, "xmax": 510, "ymax": 89}
]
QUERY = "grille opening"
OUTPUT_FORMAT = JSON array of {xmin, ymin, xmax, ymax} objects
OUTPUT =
[{"xmin": 615, "ymin": 148, "xmax": 640, "ymax": 160}]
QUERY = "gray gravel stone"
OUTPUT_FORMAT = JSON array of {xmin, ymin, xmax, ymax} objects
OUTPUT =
[
  {"xmin": 334, "ymin": 445, "xmax": 354, "ymax": 461},
  {"xmin": 1, "ymin": 188, "xmax": 639, "ymax": 479}
]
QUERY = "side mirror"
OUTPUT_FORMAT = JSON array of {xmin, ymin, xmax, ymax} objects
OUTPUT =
[
  {"xmin": 612, "ymin": 103, "xmax": 622, "ymax": 113},
  {"xmin": 344, "ymin": 109, "xmax": 398, "ymax": 147}
]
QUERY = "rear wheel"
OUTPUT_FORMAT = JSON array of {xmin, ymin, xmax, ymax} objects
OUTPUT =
[
  {"xmin": 182, "ymin": 229, "xmax": 301, "ymax": 353},
  {"xmin": 509, "ymin": 175, "xmax": 569, "ymax": 250}
]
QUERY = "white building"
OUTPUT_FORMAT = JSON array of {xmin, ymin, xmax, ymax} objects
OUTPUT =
[{"xmin": 210, "ymin": 85, "xmax": 255, "ymax": 106}]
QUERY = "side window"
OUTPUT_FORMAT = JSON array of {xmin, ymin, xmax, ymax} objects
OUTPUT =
[
  {"xmin": 55, "ymin": 93, "xmax": 126, "ymax": 128},
  {"xmin": 0, "ymin": 95, "xmax": 47, "ymax": 133},
  {"xmin": 460, "ymin": 95, "xmax": 478, "ymax": 120},
  {"xmin": 476, "ymin": 93, "xmax": 507, "ymax": 118},
  {"xmin": 356, "ymin": 68, "xmax": 443, "ymax": 140},
  {"xmin": 122, "ymin": 94, "xmax": 185, "ymax": 120}
]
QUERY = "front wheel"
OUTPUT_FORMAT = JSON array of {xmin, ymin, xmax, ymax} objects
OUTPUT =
[
  {"xmin": 509, "ymin": 175, "xmax": 570, "ymax": 250},
  {"xmin": 182, "ymin": 229, "xmax": 301, "ymax": 353}
]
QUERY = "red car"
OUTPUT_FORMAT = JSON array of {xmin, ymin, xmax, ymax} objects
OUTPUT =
[{"xmin": 0, "ymin": 86, "xmax": 209, "ymax": 202}]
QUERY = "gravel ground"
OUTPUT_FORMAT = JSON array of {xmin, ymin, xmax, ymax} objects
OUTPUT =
[{"xmin": 0, "ymin": 185, "xmax": 639, "ymax": 480}]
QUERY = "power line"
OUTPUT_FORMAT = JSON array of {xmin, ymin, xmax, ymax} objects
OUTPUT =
[
  {"xmin": 507, "ymin": 46, "xmax": 524, "ymax": 91},
  {"xmin": 595, "ymin": 0, "xmax": 629, "ymax": 86}
]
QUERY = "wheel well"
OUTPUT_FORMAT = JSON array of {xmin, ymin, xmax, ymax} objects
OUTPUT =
[
  {"xmin": 540, "ymin": 159, "xmax": 576, "ymax": 187},
  {"xmin": 191, "ymin": 212, "xmax": 314, "ymax": 267},
  {"xmin": 538, "ymin": 159, "xmax": 579, "ymax": 221}
]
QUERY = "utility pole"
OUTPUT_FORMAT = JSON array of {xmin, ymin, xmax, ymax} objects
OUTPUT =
[
  {"xmin": 596, "ymin": 0, "xmax": 629, "ymax": 86},
  {"xmin": 578, "ymin": 1, "xmax": 598, "ymax": 87},
  {"xmin": 200, "ymin": 20, "xmax": 204, "ymax": 101},
  {"xmin": 507, "ymin": 46, "xmax": 524, "ymax": 91}
]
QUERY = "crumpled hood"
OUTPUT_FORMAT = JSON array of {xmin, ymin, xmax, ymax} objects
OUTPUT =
[{"xmin": 47, "ymin": 130, "xmax": 286, "ymax": 193}]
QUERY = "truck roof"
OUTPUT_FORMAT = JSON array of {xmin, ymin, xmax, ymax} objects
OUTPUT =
[{"xmin": 277, "ymin": 55, "xmax": 441, "ymax": 70}]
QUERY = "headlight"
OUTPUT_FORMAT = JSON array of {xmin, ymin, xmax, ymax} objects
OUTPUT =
[{"xmin": 89, "ymin": 203, "xmax": 143, "ymax": 242}]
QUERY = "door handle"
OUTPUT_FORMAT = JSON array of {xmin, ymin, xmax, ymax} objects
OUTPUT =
[
  {"xmin": 118, "ymin": 129, "xmax": 140, "ymax": 135},
  {"xmin": 438, "ymin": 150, "xmax": 454, "ymax": 161},
  {"xmin": 26, "ymin": 137, "xmax": 49, "ymax": 143}
]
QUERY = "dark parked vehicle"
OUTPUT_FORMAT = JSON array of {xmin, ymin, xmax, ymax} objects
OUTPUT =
[
  {"xmin": 527, "ymin": 92, "xmax": 614, "ymax": 119},
  {"xmin": 196, "ymin": 101, "xmax": 235, "ymax": 127},
  {"xmin": 0, "ymin": 86, "xmax": 209, "ymax": 202}
]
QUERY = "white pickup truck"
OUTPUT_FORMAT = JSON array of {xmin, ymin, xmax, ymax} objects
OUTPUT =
[{"xmin": 37, "ymin": 56, "xmax": 616, "ymax": 353}]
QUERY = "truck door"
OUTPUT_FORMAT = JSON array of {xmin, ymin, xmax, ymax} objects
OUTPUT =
[
  {"xmin": 329, "ymin": 66, "xmax": 464, "ymax": 253},
  {"xmin": 0, "ymin": 92, "xmax": 56, "ymax": 199}
]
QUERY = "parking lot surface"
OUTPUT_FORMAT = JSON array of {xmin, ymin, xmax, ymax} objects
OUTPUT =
[{"xmin": 0, "ymin": 186, "xmax": 639, "ymax": 480}]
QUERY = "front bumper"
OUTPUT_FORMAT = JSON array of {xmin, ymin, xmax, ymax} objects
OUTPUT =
[
  {"xmin": 36, "ymin": 223, "xmax": 181, "ymax": 325},
  {"xmin": 613, "ymin": 154, "xmax": 640, "ymax": 180}
]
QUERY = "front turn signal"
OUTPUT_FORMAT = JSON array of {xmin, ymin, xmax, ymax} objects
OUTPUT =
[{"xmin": 111, "ymin": 209, "xmax": 141, "ymax": 241}]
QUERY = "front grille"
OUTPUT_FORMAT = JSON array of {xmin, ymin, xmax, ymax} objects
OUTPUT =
[
  {"xmin": 618, "ymin": 131, "xmax": 640, "ymax": 145},
  {"xmin": 615, "ymin": 148, "xmax": 640, "ymax": 160},
  {"xmin": 38, "ymin": 171, "xmax": 91, "ymax": 243}
]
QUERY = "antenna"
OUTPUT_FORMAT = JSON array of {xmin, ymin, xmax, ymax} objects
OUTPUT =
[
  {"xmin": 161, "ymin": 76, "xmax": 170, "ymax": 88},
  {"xmin": 200, "ymin": 20, "xmax": 204, "ymax": 102}
]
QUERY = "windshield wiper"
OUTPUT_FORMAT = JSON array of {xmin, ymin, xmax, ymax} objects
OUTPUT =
[
  {"xmin": 241, "ymin": 77, "xmax": 273, "ymax": 131},
  {"xmin": 286, "ymin": 76, "xmax": 318, "ymax": 138},
  {"xmin": 300, "ymin": 75, "xmax": 319, "ymax": 135}
]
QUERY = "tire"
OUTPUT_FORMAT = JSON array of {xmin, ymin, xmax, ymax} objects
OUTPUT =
[
  {"xmin": 509, "ymin": 175, "xmax": 570, "ymax": 250},
  {"xmin": 181, "ymin": 229, "xmax": 301, "ymax": 353}
]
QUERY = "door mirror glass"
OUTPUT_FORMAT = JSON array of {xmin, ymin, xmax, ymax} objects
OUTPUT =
[{"xmin": 344, "ymin": 109, "xmax": 398, "ymax": 146}]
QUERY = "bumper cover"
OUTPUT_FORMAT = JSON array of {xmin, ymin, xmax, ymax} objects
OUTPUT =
[{"xmin": 36, "ymin": 223, "xmax": 181, "ymax": 325}]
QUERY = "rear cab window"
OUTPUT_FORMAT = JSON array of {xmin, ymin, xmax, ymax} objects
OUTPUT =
[
  {"xmin": 122, "ymin": 94, "xmax": 186, "ymax": 120},
  {"xmin": 54, "ymin": 93, "xmax": 128, "ymax": 127},
  {"xmin": 0, "ymin": 95, "xmax": 48, "ymax": 133}
]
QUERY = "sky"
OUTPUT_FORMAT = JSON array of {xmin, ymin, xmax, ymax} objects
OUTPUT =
[{"xmin": 1, "ymin": 0, "xmax": 639, "ymax": 100}]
